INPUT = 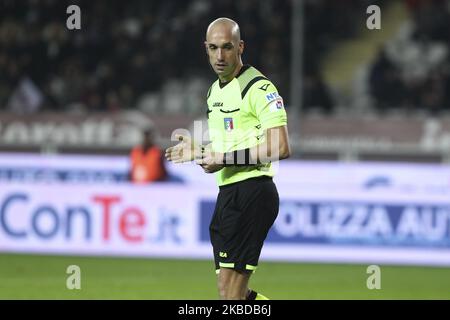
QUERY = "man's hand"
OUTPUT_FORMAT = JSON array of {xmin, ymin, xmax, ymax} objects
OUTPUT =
[
  {"xmin": 195, "ymin": 144, "xmax": 224, "ymax": 174},
  {"xmin": 165, "ymin": 134, "xmax": 201, "ymax": 164}
]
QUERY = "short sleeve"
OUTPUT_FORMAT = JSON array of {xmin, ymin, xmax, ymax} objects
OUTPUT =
[{"xmin": 248, "ymin": 81, "xmax": 287, "ymax": 130}]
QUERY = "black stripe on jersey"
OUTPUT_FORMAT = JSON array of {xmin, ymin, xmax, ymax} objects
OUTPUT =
[
  {"xmin": 218, "ymin": 65, "xmax": 252, "ymax": 89},
  {"xmin": 219, "ymin": 108, "xmax": 240, "ymax": 113},
  {"xmin": 241, "ymin": 76, "xmax": 268, "ymax": 99},
  {"xmin": 207, "ymin": 86, "xmax": 212, "ymax": 99}
]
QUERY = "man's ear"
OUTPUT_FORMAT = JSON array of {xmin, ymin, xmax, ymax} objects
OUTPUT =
[
  {"xmin": 239, "ymin": 40, "xmax": 244, "ymax": 55},
  {"xmin": 204, "ymin": 41, "xmax": 209, "ymax": 55}
]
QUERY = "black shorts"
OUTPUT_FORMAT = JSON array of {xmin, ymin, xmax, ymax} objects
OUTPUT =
[{"xmin": 209, "ymin": 176, "xmax": 279, "ymax": 274}]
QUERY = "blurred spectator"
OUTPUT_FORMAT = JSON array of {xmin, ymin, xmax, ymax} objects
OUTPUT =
[
  {"xmin": 368, "ymin": 0, "xmax": 450, "ymax": 114},
  {"xmin": 7, "ymin": 77, "xmax": 44, "ymax": 113},
  {"xmin": 369, "ymin": 47, "xmax": 406, "ymax": 111},
  {"xmin": 129, "ymin": 127, "xmax": 167, "ymax": 184},
  {"xmin": 303, "ymin": 72, "xmax": 334, "ymax": 114}
]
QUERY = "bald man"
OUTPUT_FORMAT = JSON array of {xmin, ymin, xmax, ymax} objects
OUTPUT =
[{"xmin": 166, "ymin": 18, "xmax": 291, "ymax": 300}]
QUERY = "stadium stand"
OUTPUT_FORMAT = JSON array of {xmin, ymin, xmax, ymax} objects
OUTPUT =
[
  {"xmin": 1, "ymin": 0, "xmax": 384, "ymax": 115},
  {"xmin": 368, "ymin": 0, "xmax": 450, "ymax": 115},
  {"xmin": 0, "ymin": 0, "xmax": 449, "ymax": 163}
]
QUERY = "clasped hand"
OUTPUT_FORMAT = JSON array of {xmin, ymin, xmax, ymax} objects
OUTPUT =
[{"xmin": 165, "ymin": 134, "xmax": 224, "ymax": 173}]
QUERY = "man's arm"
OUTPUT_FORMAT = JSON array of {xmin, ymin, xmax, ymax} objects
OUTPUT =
[
  {"xmin": 196, "ymin": 125, "xmax": 291, "ymax": 173},
  {"xmin": 251, "ymin": 125, "xmax": 291, "ymax": 162}
]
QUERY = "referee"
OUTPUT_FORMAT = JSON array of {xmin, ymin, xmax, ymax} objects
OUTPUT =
[{"xmin": 165, "ymin": 17, "xmax": 291, "ymax": 300}]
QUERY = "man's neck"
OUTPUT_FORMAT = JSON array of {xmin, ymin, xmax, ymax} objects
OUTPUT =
[
  {"xmin": 142, "ymin": 143, "xmax": 153, "ymax": 151},
  {"xmin": 219, "ymin": 62, "xmax": 244, "ymax": 83}
]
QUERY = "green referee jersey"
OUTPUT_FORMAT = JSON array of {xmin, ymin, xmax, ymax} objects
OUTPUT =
[{"xmin": 206, "ymin": 65, "xmax": 288, "ymax": 186}]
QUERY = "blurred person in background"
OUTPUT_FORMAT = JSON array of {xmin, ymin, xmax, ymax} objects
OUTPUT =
[{"xmin": 129, "ymin": 127, "xmax": 167, "ymax": 184}]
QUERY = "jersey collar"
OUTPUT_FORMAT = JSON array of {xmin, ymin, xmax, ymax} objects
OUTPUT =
[{"xmin": 218, "ymin": 64, "xmax": 251, "ymax": 89}]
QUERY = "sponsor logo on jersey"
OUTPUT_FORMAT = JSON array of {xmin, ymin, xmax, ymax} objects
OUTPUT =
[
  {"xmin": 224, "ymin": 118, "xmax": 234, "ymax": 131},
  {"xmin": 269, "ymin": 98, "xmax": 284, "ymax": 112},
  {"xmin": 276, "ymin": 99, "xmax": 284, "ymax": 109},
  {"xmin": 265, "ymin": 92, "xmax": 280, "ymax": 102},
  {"xmin": 213, "ymin": 102, "xmax": 223, "ymax": 107}
]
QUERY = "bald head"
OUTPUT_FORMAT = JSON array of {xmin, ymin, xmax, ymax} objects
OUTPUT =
[
  {"xmin": 206, "ymin": 17, "xmax": 241, "ymax": 42},
  {"xmin": 204, "ymin": 17, "xmax": 244, "ymax": 82}
]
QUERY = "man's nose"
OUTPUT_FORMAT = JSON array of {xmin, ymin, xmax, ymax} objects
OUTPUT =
[{"xmin": 217, "ymin": 48, "xmax": 224, "ymax": 60}]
